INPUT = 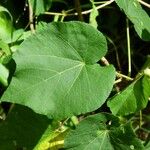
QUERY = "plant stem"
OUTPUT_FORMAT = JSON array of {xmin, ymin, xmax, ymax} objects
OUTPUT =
[
  {"xmin": 71, "ymin": 116, "xmax": 79, "ymax": 126},
  {"xmin": 116, "ymin": 72, "xmax": 133, "ymax": 81},
  {"xmin": 94, "ymin": 1, "xmax": 108, "ymax": 4},
  {"xmin": 44, "ymin": 0, "xmax": 115, "ymax": 17},
  {"xmin": 60, "ymin": 11, "xmax": 66, "ymax": 22},
  {"xmin": 74, "ymin": 0, "xmax": 84, "ymax": 21},
  {"xmin": 0, "ymin": 104, "xmax": 6, "ymax": 120},
  {"xmin": 101, "ymin": 56, "xmax": 133, "ymax": 81},
  {"xmin": 44, "ymin": 12, "xmax": 67, "ymax": 16},
  {"xmin": 114, "ymin": 78, "xmax": 122, "ymax": 84},
  {"xmin": 138, "ymin": 0, "xmax": 150, "ymax": 8},
  {"xmin": 139, "ymin": 110, "xmax": 142, "ymax": 128},
  {"xmin": 106, "ymin": 36, "xmax": 121, "ymax": 70},
  {"xmin": 101, "ymin": 57, "xmax": 109, "ymax": 66},
  {"xmin": 28, "ymin": 0, "xmax": 35, "ymax": 33},
  {"xmin": 126, "ymin": 18, "xmax": 131, "ymax": 76},
  {"xmin": 79, "ymin": 0, "xmax": 115, "ymax": 15},
  {"xmin": 49, "ymin": 140, "xmax": 64, "ymax": 148}
]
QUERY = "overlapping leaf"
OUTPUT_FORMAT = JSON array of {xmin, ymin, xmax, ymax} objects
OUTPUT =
[
  {"xmin": 107, "ymin": 75, "xmax": 149, "ymax": 116},
  {"xmin": 34, "ymin": 125, "xmax": 68, "ymax": 150},
  {"xmin": 108, "ymin": 60, "xmax": 150, "ymax": 116},
  {"xmin": 89, "ymin": 0, "xmax": 99, "ymax": 28},
  {"xmin": 0, "ymin": 105, "xmax": 51, "ymax": 150},
  {"xmin": 145, "ymin": 142, "xmax": 150, "ymax": 150},
  {"xmin": 0, "ymin": 6, "xmax": 13, "ymax": 43},
  {"xmin": 143, "ymin": 75, "xmax": 150, "ymax": 101},
  {"xmin": 30, "ymin": 0, "xmax": 52, "ymax": 15},
  {"xmin": 0, "ymin": 64, "xmax": 9, "ymax": 86},
  {"xmin": 64, "ymin": 113, "xmax": 144, "ymax": 150},
  {"xmin": 1, "ymin": 22, "xmax": 115, "ymax": 120},
  {"xmin": 115, "ymin": 0, "xmax": 150, "ymax": 41}
]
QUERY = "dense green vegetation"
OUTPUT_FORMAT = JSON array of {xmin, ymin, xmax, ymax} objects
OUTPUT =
[{"xmin": 0, "ymin": 0, "xmax": 150, "ymax": 149}]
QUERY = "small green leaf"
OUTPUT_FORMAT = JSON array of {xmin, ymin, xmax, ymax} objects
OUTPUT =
[
  {"xmin": 0, "ymin": 6, "xmax": 13, "ymax": 43},
  {"xmin": 1, "ymin": 22, "xmax": 116, "ymax": 120},
  {"xmin": 115, "ymin": 0, "xmax": 150, "ymax": 41},
  {"xmin": 89, "ymin": 0, "xmax": 99, "ymax": 28},
  {"xmin": 0, "ymin": 63, "xmax": 9, "ymax": 86},
  {"xmin": 64, "ymin": 113, "xmax": 144, "ymax": 150},
  {"xmin": 0, "ymin": 40, "xmax": 12, "ymax": 64},
  {"xmin": 107, "ymin": 77, "xmax": 149, "ymax": 116},
  {"xmin": 30, "ymin": 0, "xmax": 52, "ymax": 16},
  {"xmin": 0, "ymin": 105, "xmax": 51, "ymax": 150}
]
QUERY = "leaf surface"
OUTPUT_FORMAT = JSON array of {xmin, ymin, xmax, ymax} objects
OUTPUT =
[
  {"xmin": 107, "ymin": 76, "xmax": 149, "ymax": 116},
  {"xmin": 89, "ymin": 0, "xmax": 99, "ymax": 28},
  {"xmin": 34, "ymin": 125, "xmax": 68, "ymax": 150},
  {"xmin": 0, "ymin": 6, "xmax": 13, "ymax": 43},
  {"xmin": 0, "ymin": 63, "xmax": 9, "ymax": 86},
  {"xmin": 0, "ymin": 105, "xmax": 51, "ymax": 150},
  {"xmin": 64, "ymin": 113, "xmax": 144, "ymax": 150},
  {"xmin": 115, "ymin": 0, "xmax": 150, "ymax": 41},
  {"xmin": 1, "ymin": 22, "xmax": 116, "ymax": 119},
  {"xmin": 143, "ymin": 75, "xmax": 150, "ymax": 101}
]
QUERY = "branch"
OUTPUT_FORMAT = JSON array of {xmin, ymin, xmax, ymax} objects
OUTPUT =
[
  {"xmin": 126, "ymin": 18, "xmax": 131, "ymax": 76},
  {"xmin": 44, "ymin": 0, "xmax": 115, "ymax": 16},
  {"xmin": 44, "ymin": 11, "xmax": 67, "ymax": 16},
  {"xmin": 28, "ymin": 0, "xmax": 35, "ymax": 33},
  {"xmin": 101, "ymin": 57, "xmax": 133, "ymax": 81},
  {"xmin": 138, "ymin": 0, "xmax": 150, "ymax": 8},
  {"xmin": 80, "ymin": 0, "xmax": 115, "ymax": 15},
  {"xmin": 116, "ymin": 72, "xmax": 133, "ymax": 81},
  {"xmin": 101, "ymin": 57, "xmax": 110, "ymax": 66},
  {"xmin": 74, "ymin": 0, "xmax": 84, "ymax": 21}
]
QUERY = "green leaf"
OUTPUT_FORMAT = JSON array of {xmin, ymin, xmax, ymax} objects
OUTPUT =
[
  {"xmin": 142, "ymin": 75, "xmax": 150, "ymax": 101},
  {"xmin": 145, "ymin": 141, "xmax": 150, "ymax": 150},
  {"xmin": 0, "ymin": 63, "xmax": 9, "ymax": 86},
  {"xmin": 89, "ymin": 0, "xmax": 99, "ymax": 28},
  {"xmin": 34, "ymin": 125, "xmax": 68, "ymax": 150},
  {"xmin": 115, "ymin": 0, "xmax": 150, "ymax": 41},
  {"xmin": 1, "ymin": 21, "xmax": 116, "ymax": 120},
  {"xmin": 141, "ymin": 55, "xmax": 150, "ymax": 70},
  {"xmin": 0, "ymin": 40, "xmax": 12, "ymax": 64},
  {"xmin": 107, "ymin": 77, "xmax": 149, "ymax": 116},
  {"xmin": 30, "ymin": 0, "xmax": 52, "ymax": 16},
  {"xmin": 0, "ymin": 40, "xmax": 11, "ymax": 56},
  {"xmin": 36, "ymin": 21, "xmax": 48, "ymax": 30},
  {"xmin": 0, "ymin": 105, "xmax": 51, "ymax": 150},
  {"xmin": 0, "ymin": 6, "xmax": 13, "ymax": 43},
  {"xmin": 64, "ymin": 113, "xmax": 144, "ymax": 150}
]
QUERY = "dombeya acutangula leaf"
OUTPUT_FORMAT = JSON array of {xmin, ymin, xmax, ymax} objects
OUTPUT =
[{"xmin": 1, "ymin": 22, "xmax": 115, "ymax": 119}]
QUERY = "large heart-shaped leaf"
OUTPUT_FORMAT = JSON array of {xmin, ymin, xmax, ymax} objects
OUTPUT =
[
  {"xmin": 1, "ymin": 22, "xmax": 115, "ymax": 120},
  {"xmin": 115, "ymin": 0, "xmax": 150, "ymax": 41},
  {"xmin": 64, "ymin": 113, "xmax": 144, "ymax": 150}
]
